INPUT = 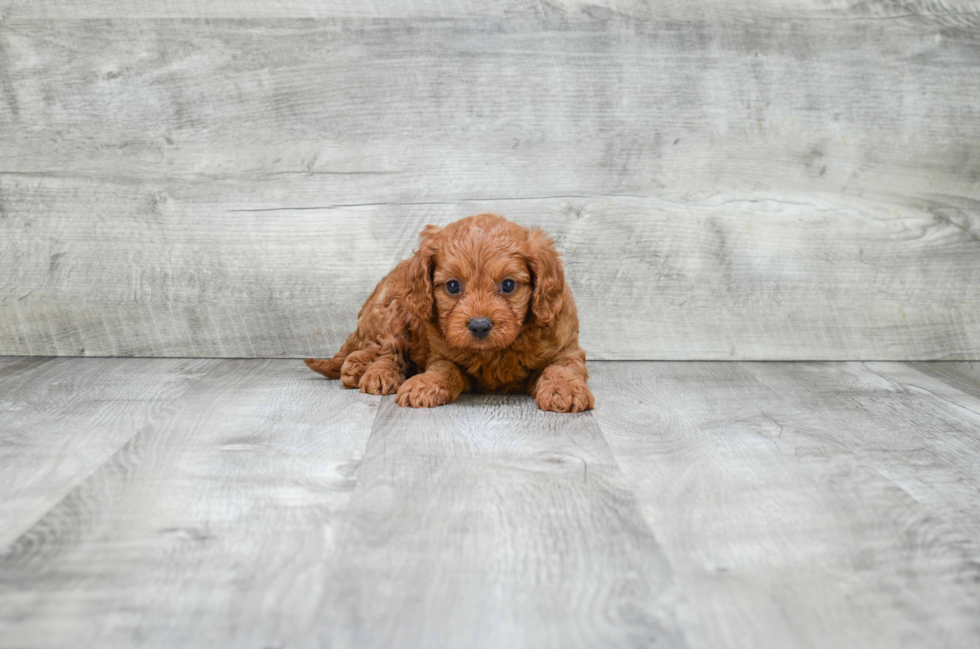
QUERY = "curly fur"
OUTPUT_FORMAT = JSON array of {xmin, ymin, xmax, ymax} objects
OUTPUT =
[{"xmin": 305, "ymin": 213, "xmax": 594, "ymax": 412}]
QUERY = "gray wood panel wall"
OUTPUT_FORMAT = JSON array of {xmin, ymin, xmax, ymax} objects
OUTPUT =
[{"xmin": 1, "ymin": 1, "xmax": 978, "ymax": 359}]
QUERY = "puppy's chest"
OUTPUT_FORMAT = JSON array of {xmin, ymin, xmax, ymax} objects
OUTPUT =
[{"xmin": 455, "ymin": 349, "xmax": 543, "ymax": 393}]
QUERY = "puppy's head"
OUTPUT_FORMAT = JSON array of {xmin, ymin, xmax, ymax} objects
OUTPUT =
[{"xmin": 406, "ymin": 214, "xmax": 564, "ymax": 351}]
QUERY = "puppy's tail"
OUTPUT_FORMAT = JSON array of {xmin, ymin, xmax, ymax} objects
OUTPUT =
[
  {"xmin": 305, "ymin": 357, "xmax": 344, "ymax": 379},
  {"xmin": 307, "ymin": 332, "xmax": 359, "ymax": 379}
]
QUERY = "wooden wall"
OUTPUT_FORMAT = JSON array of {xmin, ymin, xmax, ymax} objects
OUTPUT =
[{"xmin": 1, "ymin": 1, "xmax": 978, "ymax": 359}]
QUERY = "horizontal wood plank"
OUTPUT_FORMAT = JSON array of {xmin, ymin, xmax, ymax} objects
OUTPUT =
[
  {"xmin": 2, "ymin": 183, "xmax": 977, "ymax": 359},
  {"xmin": 1, "ymin": 17, "xmax": 979, "ymax": 359},
  {"xmin": 2, "ymin": 0, "xmax": 980, "ymax": 22}
]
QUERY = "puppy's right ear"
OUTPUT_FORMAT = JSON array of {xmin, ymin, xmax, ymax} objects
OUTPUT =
[{"xmin": 405, "ymin": 224, "xmax": 442, "ymax": 323}]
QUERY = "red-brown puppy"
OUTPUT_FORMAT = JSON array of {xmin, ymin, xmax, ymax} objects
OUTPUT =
[{"xmin": 305, "ymin": 213, "xmax": 593, "ymax": 412}]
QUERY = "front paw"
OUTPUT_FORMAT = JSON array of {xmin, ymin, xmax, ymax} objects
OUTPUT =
[
  {"xmin": 535, "ymin": 379, "xmax": 595, "ymax": 413},
  {"xmin": 359, "ymin": 361, "xmax": 404, "ymax": 396},
  {"xmin": 396, "ymin": 373, "xmax": 456, "ymax": 408}
]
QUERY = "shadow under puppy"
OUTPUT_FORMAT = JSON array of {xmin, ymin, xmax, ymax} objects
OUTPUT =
[{"xmin": 305, "ymin": 213, "xmax": 594, "ymax": 412}]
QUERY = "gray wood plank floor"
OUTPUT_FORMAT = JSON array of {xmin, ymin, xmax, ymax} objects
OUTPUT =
[{"xmin": 1, "ymin": 359, "xmax": 979, "ymax": 648}]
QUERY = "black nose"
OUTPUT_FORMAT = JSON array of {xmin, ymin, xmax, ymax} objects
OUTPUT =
[{"xmin": 467, "ymin": 318, "xmax": 493, "ymax": 339}]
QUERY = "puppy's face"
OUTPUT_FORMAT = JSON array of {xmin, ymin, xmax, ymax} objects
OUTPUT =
[
  {"xmin": 407, "ymin": 214, "xmax": 565, "ymax": 352},
  {"xmin": 433, "ymin": 245, "xmax": 532, "ymax": 351}
]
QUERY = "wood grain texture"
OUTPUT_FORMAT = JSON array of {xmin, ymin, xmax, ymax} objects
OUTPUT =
[
  {"xmin": 589, "ymin": 361, "xmax": 980, "ymax": 649},
  {"xmin": 1, "ymin": 14, "xmax": 979, "ymax": 359},
  {"xmin": 313, "ymin": 394, "xmax": 683, "ymax": 649},
  {"xmin": 909, "ymin": 361, "xmax": 980, "ymax": 399},
  {"xmin": 2, "ymin": 0, "xmax": 980, "ymax": 22},
  {"xmin": 3, "ymin": 358, "xmax": 980, "ymax": 647},
  {"xmin": 741, "ymin": 361, "xmax": 980, "ymax": 544},
  {"xmin": 0, "ymin": 356, "xmax": 216, "ymax": 549},
  {"xmin": 0, "ymin": 359, "xmax": 380, "ymax": 648}
]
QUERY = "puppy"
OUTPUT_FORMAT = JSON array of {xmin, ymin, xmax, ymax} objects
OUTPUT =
[{"xmin": 305, "ymin": 213, "xmax": 594, "ymax": 412}]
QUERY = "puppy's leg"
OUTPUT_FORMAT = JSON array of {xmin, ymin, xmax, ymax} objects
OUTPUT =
[
  {"xmin": 530, "ymin": 348, "xmax": 594, "ymax": 413},
  {"xmin": 359, "ymin": 331, "xmax": 412, "ymax": 395},
  {"xmin": 396, "ymin": 360, "xmax": 468, "ymax": 408},
  {"xmin": 359, "ymin": 355, "xmax": 406, "ymax": 396},
  {"xmin": 339, "ymin": 344, "xmax": 381, "ymax": 389}
]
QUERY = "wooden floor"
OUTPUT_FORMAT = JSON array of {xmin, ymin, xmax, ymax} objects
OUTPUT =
[{"xmin": 1, "ymin": 359, "xmax": 979, "ymax": 648}]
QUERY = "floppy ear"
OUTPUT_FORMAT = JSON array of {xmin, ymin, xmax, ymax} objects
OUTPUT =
[
  {"xmin": 524, "ymin": 227, "xmax": 565, "ymax": 326},
  {"xmin": 404, "ymin": 224, "xmax": 442, "ymax": 323}
]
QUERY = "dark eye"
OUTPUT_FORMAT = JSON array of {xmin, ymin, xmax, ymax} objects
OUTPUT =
[
  {"xmin": 500, "ymin": 278, "xmax": 517, "ymax": 294},
  {"xmin": 446, "ymin": 280, "xmax": 461, "ymax": 295}
]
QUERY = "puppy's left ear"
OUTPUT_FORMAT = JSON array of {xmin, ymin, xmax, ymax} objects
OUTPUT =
[
  {"xmin": 524, "ymin": 227, "xmax": 565, "ymax": 326},
  {"xmin": 405, "ymin": 224, "xmax": 442, "ymax": 322}
]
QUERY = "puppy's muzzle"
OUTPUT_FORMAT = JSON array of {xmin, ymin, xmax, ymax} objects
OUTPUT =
[{"xmin": 467, "ymin": 318, "xmax": 493, "ymax": 340}]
